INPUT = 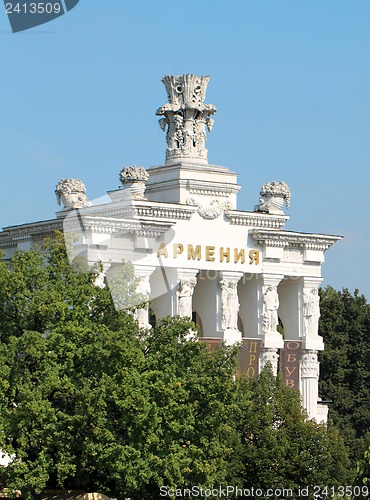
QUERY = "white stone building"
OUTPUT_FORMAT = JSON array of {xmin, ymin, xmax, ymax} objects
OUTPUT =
[{"xmin": 0, "ymin": 74, "xmax": 341, "ymax": 422}]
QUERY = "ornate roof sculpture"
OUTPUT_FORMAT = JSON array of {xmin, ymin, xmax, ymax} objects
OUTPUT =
[
  {"xmin": 156, "ymin": 74, "xmax": 216, "ymax": 164},
  {"xmin": 119, "ymin": 166, "xmax": 149, "ymax": 200},
  {"xmin": 55, "ymin": 178, "xmax": 91, "ymax": 210},
  {"xmin": 254, "ymin": 181, "xmax": 291, "ymax": 215}
]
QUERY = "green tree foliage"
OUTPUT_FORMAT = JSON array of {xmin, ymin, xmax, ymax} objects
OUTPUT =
[
  {"xmin": 0, "ymin": 236, "xmax": 241, "ymax": 497},
  {"xmin": 235, "ymin": 367, "xmax": 352, "ymax": 499},
  {"xmin": 318, "ymin": 286, "xmax": 370, "ymax": 463},
  {"xmin": 0, "ymin": 239, "xmax": 354, "ymax": 498},
  {"xmin": 0, "ymin": 321, "xmax": 242, "ymax": 498},
  {"xmin": 357, "ymin": 442, "xmax": 370, "ymax": 487},
  {"xmin": 0, "ymin": 233, "xmax": 131, "ymax": 341}
]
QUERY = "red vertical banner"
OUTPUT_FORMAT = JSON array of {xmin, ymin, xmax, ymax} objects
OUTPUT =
[
  {"xmin": 199, "ymin": 338, "xmax": 222, "ymax": 352},
  {"xmin": 238, "ymin": 339, "xmax": 261, "ymax": 379},
  {"xmin": 280, "ymin": 340, "xmax": 302, "ymax": 390}
]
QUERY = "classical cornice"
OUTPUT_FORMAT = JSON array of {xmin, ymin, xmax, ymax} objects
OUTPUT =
[
  {"xmin": 0, "ymin": 219, "xmax": 63, "ymax": 245},
  {"xmin": 224, "ymin": 210, "xmax": 288, "ymax": 229},
  {"xmin": 70, "ymin": 200, "xmax": 197, "ymax": 222},
  {"xmin": 251, "ymin": 229, "xmax": 342, "ymax": 251},
  {"xmin": 63, "ymin": 216, "xmax": 173, "ymax": 238}
]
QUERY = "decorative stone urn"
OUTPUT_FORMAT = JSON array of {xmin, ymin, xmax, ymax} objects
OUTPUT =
[
  {"xmin": 254, "ymin": 181, "xmax": 291, "ymax": 215},
  {"xmin": 119, "ymin": 165, "xmax": 149, "ymax": 200}
]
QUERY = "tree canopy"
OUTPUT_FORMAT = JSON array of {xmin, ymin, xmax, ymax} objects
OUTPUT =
[
  {"xmin": 318, "ymin": 286, "xmax": 370, "ymax": 464},
  {"xmin": 0, "ymin": 236, "xmax": 356, "ymax": 498}
]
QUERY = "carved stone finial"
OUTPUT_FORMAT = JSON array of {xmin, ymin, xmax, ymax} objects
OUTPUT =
[
  {"xmin": 55, "ymin": 178, "xmax": 91, "ymax": 210},
  {"xmin": 254, "ymin": 181, "xmax": 291, "ymax": 215},
  {"xmin": 156, "ymin": 74, "xmax": 216, "ymax": 164},
  {"xmin": 119, "ymin": 166, "xmax": 149, "ymax": 200},
  {"xmin": 119, "ymin": 165, "xmax": 149, "ymax": 184}
]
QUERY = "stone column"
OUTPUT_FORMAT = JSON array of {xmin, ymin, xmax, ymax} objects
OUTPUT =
[
  {"xmin": 300, "ymin": 277, "xmax": 325, "ymax": 421},
  {"xmin": 301, "ymin": 350, "xmax": 320, "ymax": 420},
  {"xmin": 219, "ymin": 271, "xmax": 243, "ymax": 346},
  {"xmin": 133, "ymin": 265, "xmax": 156, "ymax": 330},
  {"xmin": 176, "ymin": 269, "xmax": 199, "ymax": 318},
  {"xmin": 259, "ymin": 274, "xmax": 284, "ymax": 375},
  {"xmin": 302, "ymin": 278, "xmax": 323, "ymax": 341}
]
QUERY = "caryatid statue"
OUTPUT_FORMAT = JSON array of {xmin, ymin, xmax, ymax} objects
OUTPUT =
[
  {"xmin": 177, "ymin": 277, "xmax": 197, "ymax": 318},
  {"xmin": 220, "ymin": 280, "xmax": 240, "ymax": 331},
  {"xmin": 156, "ymin": 74, "xmax": 217, "ymax": 164},
  {"xmin": 262, "ymin": 286, "xmax": 279, "ymax": 333},
  {"xmin": 135, "ymin": 274, "xmax": 152, "ymax": 329},
  {"xmin": 303, "ymin": 288, "xmax": 320, "ymax": 337}
]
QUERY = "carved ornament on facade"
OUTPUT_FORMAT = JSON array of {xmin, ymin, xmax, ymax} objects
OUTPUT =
[
  {"xmin": 64, "ymin": 216, "xmax": 173, "ymax": 238},
  {"xmin": 186, "ymin": 198, "xmax": 231, "ymax": 220},
  {"xmin": 0, "ymin": 220, "xmax": 63, "ymax": 241},
  {"xmin": 283, "ymin": 248, "xmax": 304, "ymax": 262},
  {"xmin": 119, "ymin": 165, "xmax": 149, "ymax": 183},
  {"xmin": 303, "ymin": 288, "xmax": 320, "ymax": 337},
  {"xmin": 177, "ymin": 277, "xmax": 197, "ymax": 318},
  {"xmin": 260, "ymin": 348, "xmax": 279, "ymax": 375},
  {"xmin": 135, "ymin": 274, "xmax": 152, "ymax": 330},
  {"xmin": 262, "ymin": 285, "xmax": 279, "ymax": 334},
  {"xmin": 254, "ymin": 181, "xmax": 291, "ymax": 215},
  {"xmin": 252, "ymin": 230, "xmax": 342, "ymax": 251},
  {"xmin": 187, "ymin": 179, "xmax": 239, "ymax": 198},
  {"xmin": 93, "ymin": 272, "xmax": 106, "ymax": 289},
  {"xmin": 220, "ymin": 279, "xmax": 240, "ymax": 331},
  {"xmin": 89, "ymin": 203, "xmax": 195, "ymax": 222},
  {"xmin": 225, "ymin": 211, "xmax": 288, "ymax": 229},
  {"xmin": 301, "ymin": 351, "xmax": 319, "ymax": 378},
  {"xmin": 55, "ymin": 178, "xmax": 92, "ymax": 210},
  {"xmin": 119, "ymin": 166, "xmax": 149, "ymax": 200},
  {"xmin": 156, "ymin": 74, "xmax": 216, "ymax": 163}
]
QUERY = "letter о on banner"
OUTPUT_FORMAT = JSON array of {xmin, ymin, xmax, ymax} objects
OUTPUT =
[{"xmin": 4, "ymin": 0, "xmax": 80, "ymax": 33}]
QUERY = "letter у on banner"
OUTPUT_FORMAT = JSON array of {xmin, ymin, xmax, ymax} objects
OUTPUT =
[
  {"xmin": 280, "ymin": 340, "xmax": 302, "ymax": 390},
  {"xmin": 238, "ymin": 339, "xmax": 261, "ymax": 379}
]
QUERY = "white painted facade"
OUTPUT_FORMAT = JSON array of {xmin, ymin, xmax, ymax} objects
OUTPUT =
[{"xmin": 0, "ymin": 74, "xmax": 341, "ymax": 423}]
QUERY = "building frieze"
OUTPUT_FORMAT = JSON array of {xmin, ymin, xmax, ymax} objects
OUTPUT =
[
  {"xmin": 0, "ymin": 219, "xmax": 64, "ymax": 243},
  {"xmin": 251, "ymin": 230, "xmax": 342, "ymax": 251},
  {"xmin": 187, "ymin": 179, "xmax": 240, "ymax": 197},
  {"xmin": 64, "ymin": 216, "xmax": 173, "ymax": 238},
  {"xmin": 224, "ymin": 211, "xmax": 288, "ymax": 229},
  {"xmin": 74, "ymin": 202, "xmax": 196, "ymax": 222}
]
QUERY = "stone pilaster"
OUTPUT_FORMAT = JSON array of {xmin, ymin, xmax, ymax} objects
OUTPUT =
[
  {"xmin": 300, "ymin": 350, "xmax": 320, "ymax": 420},
  {"xmin": 219, "ymin": 271, "xmax": 243, "ymax": 345},
  {"xmin": 301, "ymin": 277, "xmax": 324, "ymax": 351},
  {"xmin": 176, "ymin": 268, "xmax": 199, "ymax": 318},
  {"xmin": 133, "ymin": 265, "xmax": 156, "ymax": 330},
  {"xmin": 259, "ymin": 274, "xmax": 284, "ymax": 375},
  {"xmin": 260, "ymin": 348, "xmax": 279, "ymax": 375}
]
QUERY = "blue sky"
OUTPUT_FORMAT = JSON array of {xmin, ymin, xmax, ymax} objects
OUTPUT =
[{"xmin": 0, "ymin": 0, "xmax": 369, "ymax": 299}]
